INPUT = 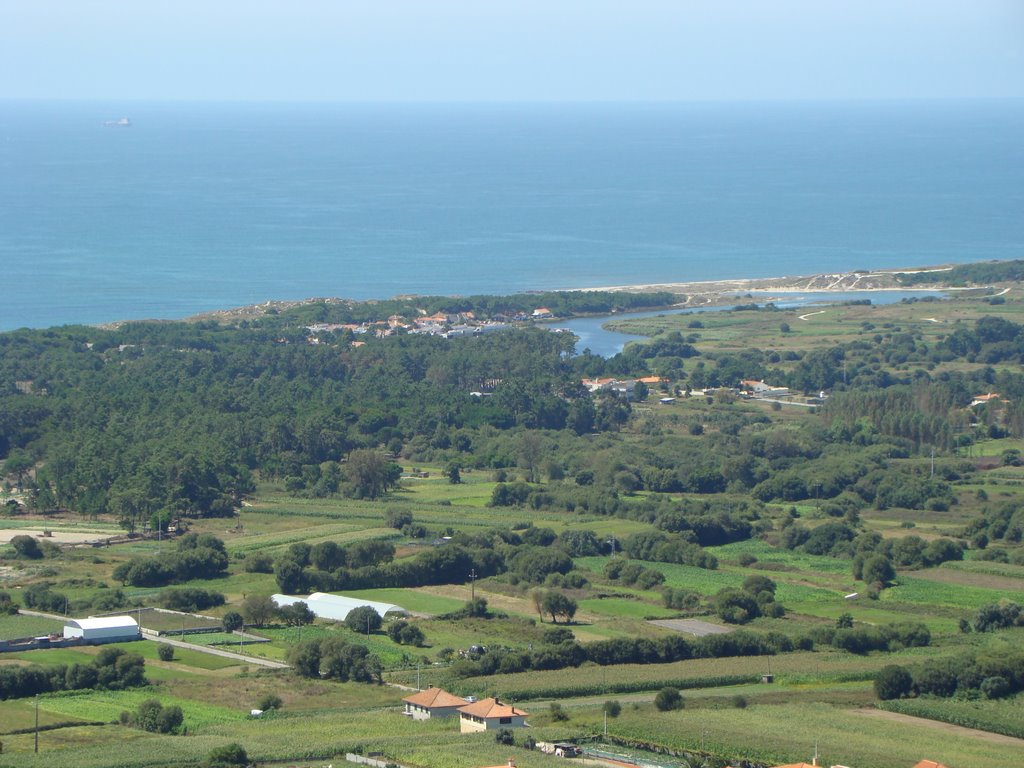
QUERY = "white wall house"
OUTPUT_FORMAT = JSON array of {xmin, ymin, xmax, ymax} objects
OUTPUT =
[
  {"xmin": 402, "ymin": 687, "xmax": 468, "ymax": 720},
  {"xmin": 63, "ymin": 616, "xmax": 141, "ymax": 644},
  {"xmin": 457, "ymin": 698, "xmax": 528, "ymax": 733}
]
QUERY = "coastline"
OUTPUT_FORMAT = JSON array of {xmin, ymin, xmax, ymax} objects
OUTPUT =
[{"xmin": 169, "ymin": 265, "xmax": 991, "ymax": 327}]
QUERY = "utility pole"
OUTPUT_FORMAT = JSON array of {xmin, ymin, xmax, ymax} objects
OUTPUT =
[
  {"xmin": 34, "ymin": 694, "xmax": 39, "ymax": 753},
  {"xmin": 468, "ymin": 569, "xmax": 478, "ymax": 601}
]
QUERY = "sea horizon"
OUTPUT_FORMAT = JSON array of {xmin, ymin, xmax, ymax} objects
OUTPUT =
[{"xmin": 2, "ymin": 98, "xmax": 1022, "ymax": 331}]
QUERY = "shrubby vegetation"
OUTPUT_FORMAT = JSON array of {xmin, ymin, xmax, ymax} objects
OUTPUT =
[
  {"xmin": 0, "ymin": 647, "xmax": 146, "ymax": 700},
  {"xmin": 874, "ymin": 645, "xmax": 1024, "ymax": 701},
  {"xmin": 286, "ymin": 636, "xmax": 383, "ymax": 683},
  {"xmin": 120, "ymin": 698, "xmax": 185, "ymax": 734},
  {"xmin": 113, "ymin": 534, "xmax": 229, "ymax": 587}
]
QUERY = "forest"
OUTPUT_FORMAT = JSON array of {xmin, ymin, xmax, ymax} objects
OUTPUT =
[{"xmin": 2, "ymin": 282, "xmax": 1024, "ymax": 768}]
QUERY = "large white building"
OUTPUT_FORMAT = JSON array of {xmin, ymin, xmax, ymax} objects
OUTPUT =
[
  {"xmin": 271, "ymin": 592, "xmax": 407, "ymax": 622},
  {"xmin": 63, "ymin": 616, "xmax": 141, "ymax": 644}
]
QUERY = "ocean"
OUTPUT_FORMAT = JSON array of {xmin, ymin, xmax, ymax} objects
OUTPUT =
[{"xmin": 1, "ymin": 99, "xmax": 1022, "ymax": 331}]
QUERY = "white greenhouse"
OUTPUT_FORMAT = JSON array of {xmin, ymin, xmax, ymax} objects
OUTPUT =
[
  {"xmin": 271, "ymin": 592, "xmax": 407, "ymax": 622},
  {"xmin": 63, "ymin": 616, "xmax": 142, "ymax": 644}
]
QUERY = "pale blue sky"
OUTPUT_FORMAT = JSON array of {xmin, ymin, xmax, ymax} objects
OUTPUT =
[{"xmin": 2, "ymin": 0, "xmax": 1021, "ymax": 101}]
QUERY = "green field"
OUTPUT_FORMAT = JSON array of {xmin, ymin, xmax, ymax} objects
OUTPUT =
[
  {"xmin": 4, "ymin": 288, "xmax": 1024, "ymax": 768},
  {"xmin": 880, "ymin": 694, "xmax": 1024, "ymax": 740},
  {"xmin": 0, "ymin": 613, "xmax": 64, "ymax": 640}
]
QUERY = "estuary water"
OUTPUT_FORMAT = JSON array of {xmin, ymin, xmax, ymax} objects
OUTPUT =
[
  {"xmin": 1, "ymin": 99, "xmax": 1021, "ymax": 330},
  {"xmin": 553, "ymin": 291, "xmax": 945, "ymax": 357}
]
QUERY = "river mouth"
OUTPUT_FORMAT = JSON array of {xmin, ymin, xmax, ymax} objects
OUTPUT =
[{"xmin": 548, "ymin": 290, "xmax": 947, "ymax": 357}]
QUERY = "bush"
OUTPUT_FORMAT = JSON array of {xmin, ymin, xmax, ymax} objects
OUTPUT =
[
  {"xmin": 206, "ymin": 743, "xmax": 248, "ymax": 767},
  {"xmin": 980, "ymin": 676, "xmax": 1011, "ymax": 700},
  {"xmin": 603, "ymin": 700, "xmax": 622, "ymax": 718},
  {"xmin": 129, "ymin": 699, "xmax": 184, "ymax": 734},
  {"xmin": 157, "ymin": 644, "xmax": 175, "ymax": 662},
  {"xmin": 241, "ymin": 594, "xmax": 279, "ymax": 628},
  {"xmin": 243, "ymin": 552, "xmax": 274, "ymax": 573},
  {"xmin": 10, "ymin": 535, "xmax": 43, "ymax": 559},
  {"xmin": 258, "ymin": 693, "xmax": 283, "ymax": 711},
  {"xmin": 279, "ymin": 602, "xmax": 316, "ymax": 627},
  {"xmin": 222, "ymin": 611, "xmax": 244, "ymax": 632},
  {"xmin": 157, "ymin": 587, "xmax": 226, "ymax": 612},
  {"xmin": 345, "ymin": 606, "xmax": 383, "ymax": 634},
  {"xmin": 385, "ymin": 508, "xmax": 413, "ymax": 530},
  {"xmin": 654, "ymin": 687, "xmax": 683, "ymax": 711},
  {"xmin": 874, "ymin": 665, "xmax": 913, "ymax": 700},
  {"xmin": 974, "ymin": 600, "xmax": 1022, "ymax": 632}
]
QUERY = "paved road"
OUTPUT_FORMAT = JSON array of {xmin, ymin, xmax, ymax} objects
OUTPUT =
[
  {"xmin": 141, "ymin": 630, "xmax": 289, "ymax": 669},
  {"xmin": 17, "ymin": 609, "xmax": 288, "ymax": 669}
]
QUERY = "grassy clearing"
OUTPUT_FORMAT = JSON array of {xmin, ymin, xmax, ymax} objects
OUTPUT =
[
  {"xmin": 882, "ymin": 575, "xmax": 1024, "ymax": 611},
  {"xmin": 0, "ymin": 612, "xmax": 64, "ymax": 640},
  {"xmin": 785, "ymin": 599, "xmax": 960, "ymax": 634},
  {"xmin": 578, "ymin": 597, "xmax": 677, "ymax": 619},
  {"xmin": 137, "ymin": 610, "xmax": 223, "ymax": 633},
  {"xmin": 0, "ymin": 698, "xmax": 89, "ymax": 733},
  {"xmin": 38, "ymin": 687, "xmax": 246, "ymax": 730}
]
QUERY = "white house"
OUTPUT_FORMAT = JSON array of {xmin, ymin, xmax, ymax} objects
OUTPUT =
[
  {"xmin": 402, "ymin": 687, "xmax": 468, "ymax": 720},
  {"xmin": 457, "ymin": 697, "xmax": 529, "ymax": 733},
  {"xmin": 63, "ymin": 616, "xmax": 141, "ymax": 644}
]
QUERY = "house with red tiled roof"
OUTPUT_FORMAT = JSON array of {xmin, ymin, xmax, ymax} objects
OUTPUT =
[
  {"xmin": 457, "ymin": 697, "xmax": 528, "ymax": 733},
  {"xmin": 970, "ymin": 392, "xmax": 1002, "ymax": 407},
  {"xmin": 401, "ymin": 687, "xmax": 468, "ymax": 720}
]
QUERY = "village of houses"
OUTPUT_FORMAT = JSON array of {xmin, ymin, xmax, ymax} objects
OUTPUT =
[{"xmin": 305, "ymin": 308, "xmax": 831, "ymax": 407}]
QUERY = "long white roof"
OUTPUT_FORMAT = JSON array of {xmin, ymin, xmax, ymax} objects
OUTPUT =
[
  {"xmin": 65, "ymin": 616, "xmax": 139, "ymax": 630},
  {"xmin": 272, "ymin": 592, "xmax": 406, "ymax": 622}
]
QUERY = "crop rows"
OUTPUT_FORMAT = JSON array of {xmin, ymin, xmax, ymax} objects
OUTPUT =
[
  {"xmin": 601, "ymin": 702, "xmax": 1024, "ymax": 768},
  {"xmin": 879, "ymin": 697, "xmax": 1024, "ymax": 739},
  {"xmin": 38, "ymin": 688, "xmax": 245, "ymax": 731}
]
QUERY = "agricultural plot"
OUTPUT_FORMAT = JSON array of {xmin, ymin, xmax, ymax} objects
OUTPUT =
[
  {"xmin": 880, "ymin": 694, "xmax": 1024, "ymax": 740},
  {"xmin": 0, "ymin": 612, "xmax": 64, "ymax": 639},
  {"xmin": 590, "ymin": 700, "xmax": 1024, "ymax": 768},
  {"xmin": 410, "ymin": 650, "xmax": 895, "ymax": 701},
  {"xmin": 39, "ymin": 687, "xmax": 246, "ymax": 730},
  {"xmin": 0, "ymin": 698, "xmax": 89, "ymax": 733},
  {"xmin": 882, "ymin": 575, "xmax": 1024, "ymax": 611},
  {"xmin": 0, "ymin": 725, "xmax": 209, "ymax": 766},
  {"xmin": 136, "ymin": 609, "xmax": 223, "ymax": 633}
]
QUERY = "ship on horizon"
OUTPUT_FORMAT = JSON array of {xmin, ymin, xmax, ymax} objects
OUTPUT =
[{"xmin": 103, "ymin": 117, "xmax": 131, "ymax": 127}]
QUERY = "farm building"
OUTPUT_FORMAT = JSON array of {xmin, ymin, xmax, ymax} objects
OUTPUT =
[
  {"xmin": 402, "ymin": 687, "xmax": 468, "ymax": 720},
  {"xmin": 457, "ymin": 697, "xmax": 528, "ymax": 733},
  {"xmin": 63, "ymin": 616, "xmax": 141, "ymax": 644},
  {"xmin": 271, "ymin": 592, "xmax": 407, "ymax": 622}
]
